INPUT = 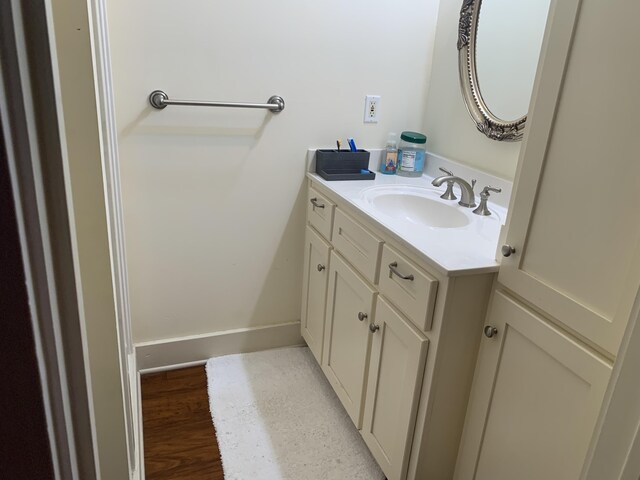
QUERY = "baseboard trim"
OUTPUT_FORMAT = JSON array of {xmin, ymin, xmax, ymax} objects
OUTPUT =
[
  {"xmin": 135, "ymin": 371, "xmax": 144, "ymax": 480},
  {"xmin": 135, "ymin": 321, "xmax": 304, "ymax": 371}
]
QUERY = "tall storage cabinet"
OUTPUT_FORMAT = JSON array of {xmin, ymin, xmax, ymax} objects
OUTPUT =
[{"xmin": 455, "ymin": 0, "xmax": 640, "ymax": 478}]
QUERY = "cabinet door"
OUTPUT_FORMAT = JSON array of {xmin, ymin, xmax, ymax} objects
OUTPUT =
[
  {"xmin": 301, "ymin": 226, "xmax": 332, "ymax": 364},
  {"xmin": 362, "ymin": 296, "xmax": 428, "ymax": 480},
  {"xmin": 322, "ymin": 251, "xmax": 376, "ymax": 428},
  {"xmin": 455, "ymin": 290, "xmax": 612, "ymax": 480},
  {"xmin": 497, "ymin": 0, "xmax": 640, "ymax": 355}
]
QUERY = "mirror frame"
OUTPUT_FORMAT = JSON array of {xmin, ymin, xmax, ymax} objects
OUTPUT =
[{"xmin": 458, "ymin": 0, "xmax": 526, "ymax": 142}]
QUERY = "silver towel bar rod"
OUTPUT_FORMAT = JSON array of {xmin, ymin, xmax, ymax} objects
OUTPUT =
[{"xmin": 148, "ymin": 90, "xmax": 285, "ymax": 112}]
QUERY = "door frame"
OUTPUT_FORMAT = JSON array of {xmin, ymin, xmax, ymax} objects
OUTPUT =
[
  {"xmin": 85, "ymin": 0, "xmax": 140, "ymax": 475},
  {"xmin": 1, "ymin": 0, "xmax": 97, "ymax": 477},
  {"xmin": 581, "ymin": 286, "xmax": 640, "ymax": 479},
  {"xmin": 2, "ymin": 0, "xmax": 136, "ymax": 477}
]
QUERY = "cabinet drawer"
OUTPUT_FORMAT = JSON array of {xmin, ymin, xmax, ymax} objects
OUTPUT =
[
  {"xmin": 307, "ymin": 187, "xmax": 335, "ymax": 240},
  {"xmin": 379, "ymin": 244, "xmax": 438, "ymax": 331},
  {"xmin": 332, "ymin": 209, "xmax": 383, "ymax": 285}
]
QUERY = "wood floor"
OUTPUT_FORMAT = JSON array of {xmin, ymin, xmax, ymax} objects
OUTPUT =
[{"xmin": 141, "ymin": 366, "xmax": 224, "ymax": 479}]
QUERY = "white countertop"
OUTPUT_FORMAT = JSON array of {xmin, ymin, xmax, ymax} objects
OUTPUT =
[{"xmin": 307, "ymin": 170, "xmax": 507, "ymax": 276}]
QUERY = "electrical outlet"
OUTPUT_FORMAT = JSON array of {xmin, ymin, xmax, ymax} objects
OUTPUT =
[{"xmin": 364, "ymin": 95, "xmax": 380, "ymax": 123}]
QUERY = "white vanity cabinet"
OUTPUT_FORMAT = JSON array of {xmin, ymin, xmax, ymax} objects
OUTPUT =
[{"xmin": 300, "ymin": 180, "xmax": 496, "ymax": 480}]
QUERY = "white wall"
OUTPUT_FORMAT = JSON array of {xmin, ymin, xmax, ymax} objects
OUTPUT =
[
  {"xmin": 106, "ymin": 0, "xmax": 440, "ymax": 342},
  {"xmin": 423, "ymin": 0, "xmax": 522, "ymax": 180}
]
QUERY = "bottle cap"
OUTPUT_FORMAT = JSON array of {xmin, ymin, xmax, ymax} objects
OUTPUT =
[{"xmin": 400, "ymin": 131, "xmax": 427, "ymax": 144}]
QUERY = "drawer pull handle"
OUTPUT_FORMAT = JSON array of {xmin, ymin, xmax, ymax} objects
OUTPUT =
[
  {"xmin": 358, "ymin": 312, "xmax": 368, "ymax": 322},
  {"xmin": 389, "ymin": 262, "xmax": 414, "ymax": 281},
  {"xmin": 310, "ymin": 198, "xmax": 325, "ymax": 209},
  {"xmin": 317, "ymin": 264, "xmax": 326, "ymax": 272},
  {"xmin": 369, "ymin": 323, "xmax": 380, "ymax": 333}
]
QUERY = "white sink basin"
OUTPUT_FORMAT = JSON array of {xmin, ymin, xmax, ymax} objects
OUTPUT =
[{"xmin": 362, "ymin": 186, "xmax": 471, "ymax": 229}]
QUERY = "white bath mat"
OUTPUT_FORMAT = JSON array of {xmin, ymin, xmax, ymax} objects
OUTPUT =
[{"xmin": 206, "ymin": 346, "xmax": 385, "ymax": 480}]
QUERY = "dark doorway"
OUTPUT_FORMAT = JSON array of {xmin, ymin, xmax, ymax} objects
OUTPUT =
[{"xmin": 0, "ymin": 121, "xmax": 55, "ymax": 478}]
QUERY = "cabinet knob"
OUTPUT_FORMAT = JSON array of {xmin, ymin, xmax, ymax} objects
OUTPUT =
[
  {"xmin": 484, "ymin": 325, "xmax": 498, "ymax": 338},
  {"xmin": 358, "ymin": 312, "xmax": 368, "ymax": 322},
  {"xmin": 369, "ymin": 323, "xmax": 380, "ymax": 333},
  {"xmin": 501, "ymin": 244, "xmax": 516, "ymax": 257},
  {"xmin": 317, "ymin": 264, "xmax": 325, "ymax": 272}
]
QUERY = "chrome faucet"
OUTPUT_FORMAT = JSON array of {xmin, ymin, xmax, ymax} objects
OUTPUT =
[{"xmin": 432, "ymin": 175, "xmax": 477, "ymax": 208}]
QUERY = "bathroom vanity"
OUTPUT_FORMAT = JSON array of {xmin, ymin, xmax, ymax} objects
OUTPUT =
[{"xmin": 300, "ymin": 162, "xmax": 507, "ymax": 480}]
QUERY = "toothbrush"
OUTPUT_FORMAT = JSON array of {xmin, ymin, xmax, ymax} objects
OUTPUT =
[{"xmin": 348, "ymin": 138, "xmax": 357, "ymax": 152}]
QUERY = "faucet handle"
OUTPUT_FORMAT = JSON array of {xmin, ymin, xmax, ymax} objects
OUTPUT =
[
  {"xmin": 438, "ymin": 167, "xmax": 457, "ymax": 200},
  {"xmin": 480, "ymin": 185, "xmax": 502, "ymax": 196},
  {"xmin": 473, "ymin": 186, "xmax": 501, "ymax": 216},
  {"xmin": 471, "ymin": 179, "xmax": 477, "ymax": 192}
]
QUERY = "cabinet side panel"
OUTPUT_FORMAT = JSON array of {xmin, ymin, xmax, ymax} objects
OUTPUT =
[{"xmin": 411, "ymin": 274, "xmax": 494, "ymax": 479}]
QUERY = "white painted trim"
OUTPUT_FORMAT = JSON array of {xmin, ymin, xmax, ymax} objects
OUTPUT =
[
  {"xmin": 581, "ymin": 286, "xmax": 640, "ymax": 480},
  {"xmin": 0, "ymin": 1, "xmax": 98, "ymax": 477},
  {"xmin": 85, "ymin": 0, "xmax": 137, "ymax": 476},
  {"xmin": 621, "ymin": 426, "xmax": 640, "ymax": 480},
  {"xmin": 127, "ymin": 353, "xmax": 141, "ymax": 480},
  {"xmin": 135, "ymin": 322, "xmax": 304, "ymax": 371},
  {"xmin": 135, "ymin": 371, "xmax": 144, "ymax": 480},
  {"xmin": 139, "ymin": 360, "xmax": 207, "ymax": 375},
  {"xmin": 87, "ymin": 0, "xmax": 132, "ymax": 354}
]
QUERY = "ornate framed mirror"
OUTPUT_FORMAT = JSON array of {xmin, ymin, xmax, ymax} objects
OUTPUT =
[{"xmin": 458, "ymin": 0, "xmax": 550, "ymax": 142}]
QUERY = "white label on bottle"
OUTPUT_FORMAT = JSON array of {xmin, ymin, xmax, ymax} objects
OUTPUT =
[{"xmin": 401, "ymin": 151, "xmax": 416, "ymax": 171}]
